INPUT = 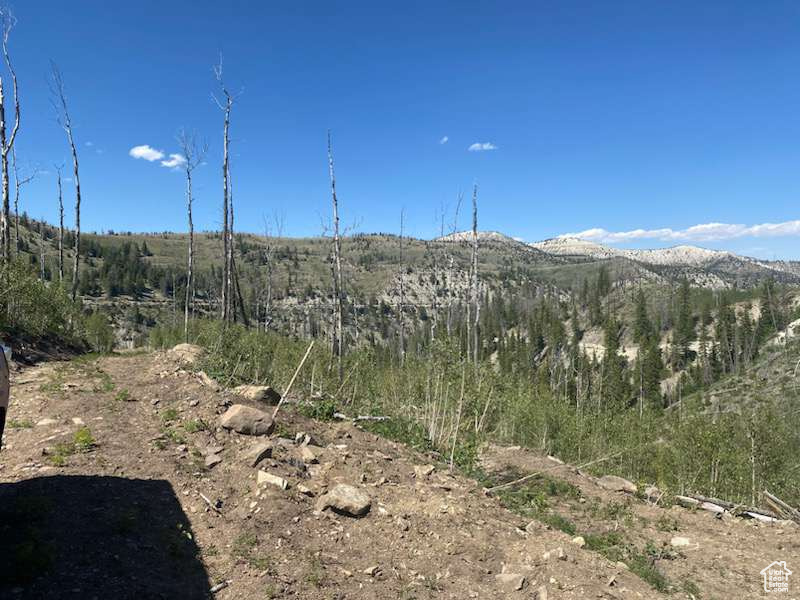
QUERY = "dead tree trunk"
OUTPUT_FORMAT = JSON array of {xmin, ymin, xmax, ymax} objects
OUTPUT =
[
  {"xmin": 0, "ymin": 9, "xmax": 19, "ymax": 266},
  {"xmin": 178, "ymin": 130, "xmax": 206, "ymax": 342},
  {"xmin": 398, "ymin": 208, "xmax": 406, "ymax": 365},
  {"xmin": 57, "ymin": 166, "xmax": 64, "ymax": 282},
  {"xmin": 51, "ymin": 63, "xmax": 81, "ymax": 302},
  {"xmin": 11, "ymin": 147, "xmax": 36, "ymax": 256},
  {"xmin": 471, "ymin": 183, "xmax": 479, "ymax": 368},
  {"xmin": 213, "ymin": 59, "xmax": 234, "ymax": 322},
  {"xmin": 37, "ymin": 219, "xmax": 44, "ymax": 280},
  {"xmin": 327, "ymin": 130, "xmax": 344, "ymax": 381}
]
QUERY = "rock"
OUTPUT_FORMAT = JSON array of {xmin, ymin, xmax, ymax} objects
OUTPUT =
[
  {"xmin": 699, "ymin": 501, "xmax": 725, "ymax": 515},
  {"xmin": 533, "ymin": 585, "xmax": 548, "ymax": 600},
  {"xmin": 219, "ymin": 404, "xmax": 274, "ymax": 436},
  {"xmin": 644, "ymin": 485, "xmax": 661, "ymax": 501},
  {"xmin": 257, "ymin": 470, "xmax": 289, "ymax": 490},
  {"xmin": 675, "ymin": 495, "xmax": 701, "ymax": 509},
  {"xmin": 295, "ymin": 431, "xmax": 320, "ymax": 446},
  {"xmin": 571, "ymin": 536, "xmax": 586, "ymax": 548},
  {"xmin": 233, "ymin": 385, "xmax": 281, "ymax": 404},
  {"xmin": 524, "ymin": 521, "xmax": 539, "ymax": 533},
  {"xmin": 414, "ymin": 464, "xmax": 435, "ymax": 479},
  {"xmin": 363, "ymin": 565, "xmax": 380, "ymax": 577},
  {"xmin": 299, "ymin": 445, "xmax": 319, "ymax": 464},
  {"xmin": 150, "ymin": 398, "xmax": 160, "ymax": 406},
  {"xmin": 396, "ymin": 516, "xmax": 410, "ymax": 531},
  {"xmin": 168, "ymin": 343, "xmax": 204, "ymax": 365},
  {"xmin": 203, "ymin": 445, "xmax": 224, "ymax": 456},
  {"xmin": 315, "ymin": 484, "xmax": 371, "ymax": 517},
  {"xmin": 197, "ymin": 371, "xmax": 221, "ymax": 391},
  {"xmin": 542, "ymin": 547, "xmax": 566, "ymax": 561},
  {"xmin": 36, "ymin": 418, "xmax": 58, "ymax": 426},
  {"xmin": 297, "ymin": 484, "xmax": 315, "ymax": 497},
  {"xmin": 495, "ymin": 573, "xmax": 526, "ymax": 591},
  {"xmin": 670, "ymin": 536, "xmax": 691, "ymax": 547},
  {"xmin": 597, "ymin": 475, "xmax": 637, "ymax": 494},
  {"xmin": 205, "ymin": 454, "xmax": 223, "ymax": 468},
  {"xmin": 188, "ymin": 399, "xmax": 199, "ymax": 407},
  {"xmin": 242, "ymin": 441, "xmax": 273, "ymax": 467},
  {"xmin": 71, "ymin": 417, "xmax": 85, "ymax": 426}
]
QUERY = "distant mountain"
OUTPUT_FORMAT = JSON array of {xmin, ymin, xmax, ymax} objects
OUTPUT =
[
  {"xmin": 437, "ymin": 231, "xmax": 523, "ymax": 244},
  {"xmin": 530, "ymin": 236, "xmax": 800, "ymax": 287}
]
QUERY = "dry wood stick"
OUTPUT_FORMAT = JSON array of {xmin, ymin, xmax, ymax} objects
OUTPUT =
[{"xmin": 272, "ymin": 340, "xmax": 315, "ymax": 421}]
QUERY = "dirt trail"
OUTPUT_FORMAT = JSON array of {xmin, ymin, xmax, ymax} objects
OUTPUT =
[{"xmin": 0, "ymin": 351, "xmax": 792, "ymax": 599}]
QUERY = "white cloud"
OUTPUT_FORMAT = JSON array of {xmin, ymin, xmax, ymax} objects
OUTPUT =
[
  {"xmin": 129, "ymin": 144, "xmax": 165, "ymax": 161},
  {"xmin": 559, "ymin": 220, "xmax": 800, "ymax": 244},
  {"xmin": 160, "ymin": 153, "xmax": 187, "ymax": 169},
  {"xmin": 439, "ymin": 136, "xmax": 449, "ymax": 145},
  {"xmin": 468, "ymin": 142, "xmax": 497, "ymax": 152},
  {"xmin": 85, "ymin": 141, "xmax": 94, "ymax": 147}
]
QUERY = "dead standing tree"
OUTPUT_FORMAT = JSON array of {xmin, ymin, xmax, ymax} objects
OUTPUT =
[
  {"xmin": 55, "ymin": 164, "xmax": 64, "ymax": 282},
  {"xmin": 327, "ymin": 130, "xmax": 345, "ymax": 381},
  {"xmin": 470, "ymin": 183, "xmax": 480, "ymax": 368},
  {"xmin": 398, "ymin": 208, "xmax": 406, "ymax": 365},
  {"xmin": 177, "ymin": 129, "xmax": 207, "ymax": 341},
  {"xmin": 0, "ymin": 8, "xmax": 19, "ymax": 266},
  {"xmin": 51, "ymin": 63, "xmax": 82, "ymax": 301},
  {"xmin": 212, "ymin": 58, "xmax": 235, "ymax": 322},
  {"xmin": 11, "ymin": 147, "xmax": 37, "ymax": 254}
]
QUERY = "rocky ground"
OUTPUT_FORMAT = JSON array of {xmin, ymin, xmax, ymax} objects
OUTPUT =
[{"xmin": 0, "ymin": 349, "xmax": 796, "ymax": 599}]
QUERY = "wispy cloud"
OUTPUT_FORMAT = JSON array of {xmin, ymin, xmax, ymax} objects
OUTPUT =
[
  {"xmin": 439, "ymin": 135, "xmax": 449, "ymax": 145},
  {"xmin": 85, "ymin": 141, "xmax": 94, "ymax": 147},
  {"xmin": 560, "ymin": 220, "xmax": 800, "ymax": 244},
  {"xmin": 468, "ymin": 142, "xmax": 497, "ymax": 152},
  {"xmin": 160, "ymin": 153, "xmax": 187, "ymax": 169},
  {"xmin": 129, "ymin": 144, "xmax": 164, "ymax": 162}
]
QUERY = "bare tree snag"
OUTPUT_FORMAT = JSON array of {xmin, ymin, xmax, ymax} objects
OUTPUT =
[
  {"xmin": 178, "ymin": 129, "xmax": 206, "ymax": 342},
  {"xmin": 398, "ymin": 208, "xmax": 406, "ymax": 365},
  {"xmin": 327, "ymin": 130, "xmax": 344, "ymax": 381},
  {"xmin": 213, "ymin": 57, "xmax": 234, "ymax": 322},
  {"xmin": 11, "ymin": 146, "xmax": 36, "ymax": 255},
  {"xmin": 471, "ymin": 183, "xmax": 479, "ymax": 368},
  {"xmin": 56, "ymin": 164, "xmax": 64, "ymax": 282},
  {"xmin": 51, "ymin": 63, "xmax": 82, "ymax": 301},
  {"xmin": 0, "ymin": 8, "xmax": 19, "ymax": 265}
]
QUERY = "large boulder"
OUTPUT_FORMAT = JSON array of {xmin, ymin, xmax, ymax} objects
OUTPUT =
[
  {"xmin": 597, "ymin": 475, "xmax": 637, "ymax": 494},
  {"xmin": 168, "ymin": 343, "xmax": 204, "ymax": 365},
  {"xmin": 315, "ymin": 484, "xmax": 371, "ymax": 517},
  {"xmin": 233, "ymin": 385, "xmax": 281, "ymax": 405},
  {"xmin": 219, "ymin": 404, "xmax": 274, "ymax": 436}
]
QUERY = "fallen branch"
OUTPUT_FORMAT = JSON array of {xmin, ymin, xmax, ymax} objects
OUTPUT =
[
  {"xmin": 199, "ymin": 492, "xmax": 222, "ymax": 515},
  {"xmin": 271, "ymin": 340, "xmax": 315, "ymax": 421},
  {"xmin": 333, "ymin": 412, "xmax": 390, "ymax": 422},
  {"xmin": 485, "ymin": 449, "xmax": 627, "ymax": 494},
  {"xmin": 764, "ymin": 490, "xmax": 800, "ymax": 524},
  {"xmin": 210, "ymin": 581, "xmax": 230, "ymax": 594}
]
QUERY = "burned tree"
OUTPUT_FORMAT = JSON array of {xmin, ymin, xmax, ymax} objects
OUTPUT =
[
  {"xmin": 470, "ymin": 183, "xmax": 479, "ymax": 368},
  {"xmin": 0, "ymin": 8, "xmax": 19, "ymax": 265},
  {"xmin": 55, "ymin": 164, "xmax": 64, "ymax": 282},
  {"xmin": 177, "ymin": 129, "xmax": 206, "ymax": 341},
  {"xmin": 327, "ymin": 130, "xmax": 344, "ymax": 381},
  {"xmin": 212, "ymin": 58, "xmax": 234, "ymax": 322},
  {"xmin": 51, "ymin": 63, "xmax": 82, "ymax": 301},
  {"xmin": 11, "ymin": 147, "xmax": 37, "ymax": 254}
]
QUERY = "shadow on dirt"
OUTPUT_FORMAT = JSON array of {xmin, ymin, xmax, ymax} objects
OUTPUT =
[{"xmin": 0, "ymin": 475, "xmax": 211, "ymax": 599}]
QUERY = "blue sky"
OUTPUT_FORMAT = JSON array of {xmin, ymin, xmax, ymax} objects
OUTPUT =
[{"xmin": 9, "ymin": 1, "xmax": 800, "ymax": 258}]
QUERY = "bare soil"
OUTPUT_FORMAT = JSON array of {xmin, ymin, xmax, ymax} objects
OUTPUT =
[{"xmin": 0, "ymin": 351, "xmax": 795, "ymax": 599}]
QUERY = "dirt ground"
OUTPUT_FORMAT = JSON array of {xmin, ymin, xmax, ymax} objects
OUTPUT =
[{"xmin": 0, "ymin": 351, "xmax": 795, "ymax": 599}]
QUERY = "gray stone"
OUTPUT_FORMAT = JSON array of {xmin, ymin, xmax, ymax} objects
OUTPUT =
[
  {"xmin": 495, "ymin": 573, "xmax": 526, "ymax": 591},
  {"xmin": 233, "ymin": 385, "xmax": 281, "ymax": 404},
  {"xmin": 205, "ymin": 454, "xmax": 223, "ymax": 468},
  {"xmin": 414, "ymin": 464, "xmax": 435, "ymax": 478},
  {"xmin": 242, "ymin": 441, "xmax": 273, "ymax": 467},
  {"xmin": 219, "ymin": 404, "xmax": 274, "ymax": 436},
  {"xmin": 257, "ymin": 470, "xmax": 289, "ymax": 490},
  {"xmin": 168, "ymin": 343, "xmax": 204, "ymax": 365},
  {"xmin": 597, "ymin": 475, "xmax": 637, "ymax": 494},
  {"xmin": 315, "ymin": 484, "xmax": 371, "ymax": 517}
]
